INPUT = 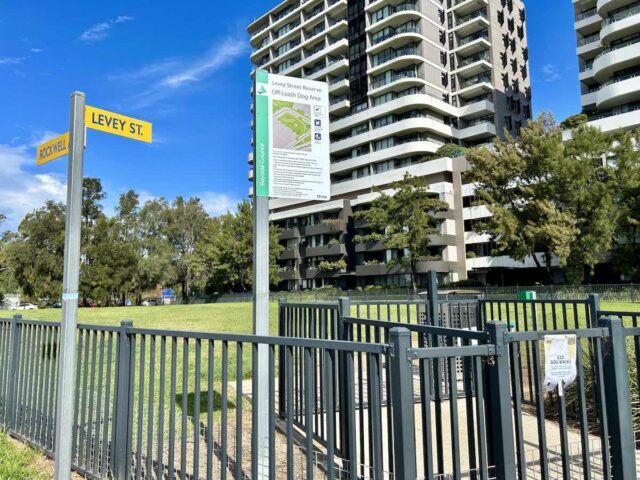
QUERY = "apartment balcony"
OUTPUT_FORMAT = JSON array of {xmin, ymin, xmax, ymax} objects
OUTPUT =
[
  {"xmin": 579, "ymin": 62, "xmax": 595, "ymax": 80},
  {"xmin": 355, "ymin": 259, "xmax": 452, "ymax": 276},
  {"xmin": 596, "ymin": 72, "xmax": 640, "ymax": 109},
  {"xmin": 368, "ymin": 47, "xmax": 423, "ymax": 76},
  {"xmin": 329, "ymin": 95, "xmax": 350, "ymax": 114},
  {"xmin": 279, "ymin": 248, "xmax": 301, "ymax": 261},
  {"xmin": 248, "ymin": 168, "xmax": 254, "ymax": 181},
  {"xmin": 587, "ymin": 105, "xmax": 640, "ymax": 131},
  {"xmin": 302, "ymin": 243, "xmax": 347, "ymax": 257},
  {"xmin": 458, "ymin": 97, "xmax": 495, "ymax": 117},
  {"xmin": 309, "ymin": 54, "xmax": 349, "ymax": 80},
  {"xmin": 302, "ymin": 267, "xmax": 347, "ymax": 279},
  {"xmin": 454, "ymin": 9, "xmax": 490, "ymax": 37},
  {"xmin": 581, "ymin": 89, "xmax": 598, "ymax": 107},
  {"xmin": 592, "ymin": 36, "xmax": 640, "ymax": 82},
  {"xmin": 302, "ymin": 219, "xmax": 346, "ymax": 236},
  {"xmin": 597, "ymin": 0, "xmax": 633, "ymax": 17},
  {"xmin": 367, "ymin": 6, "xmax": 421, "ymax": 34},
  {"xmin": 368, "ymin": 26, "xmax": 423, "ymax": 54},
  {"xmin": 455, "ymin": 74, "xmax": 493, "ymax": 98},
  {"xmin": 456, "ymin": 118, "xmax": 496, "ymax": 141},
  {"xmin": 453, "ymin": 32, "xmax": 491, "ymax": 57},
  {"xmin": 369, "ymin": 69, "xmax": 426, "ymax": 96},
  {"xmin": 278, "ymin": 227, "xmax": 300, "ymax": 240},
  {"xmin": 451, "ymin": 0, "xmax": 489, "ymax": 17},
  {"xmin": 247, "ymin": 151, "xmax": 254, "ymax": 165},
  {"xmin": 600, "ymin": 3, "xmax": 640, "ymax": 44},
  {"xmin": 453, "ymin": 53, "xmax": 492, "ymax": 78},
  {"xmin": 574, "ymin": 7, "xmax": 601, "ymax": 33},
  {"xmin": 355, "ymin": 239, "xmax": 385, "ymax": 253},
  {"xmin": 576, "ymin": 34, "xmax": 602, "ymax": 57},
  {"xmin": 329, "ymin": 74, "xmax": 350, "ymax": 95},
  {"xmin": 278, "ymin": 268, "xmax": 301, "ymax": 281}
]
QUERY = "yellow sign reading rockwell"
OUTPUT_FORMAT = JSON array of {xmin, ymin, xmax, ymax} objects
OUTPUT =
[{"xmin": 36, "ymin": 132, "xmax": 70, "ymax": 166}]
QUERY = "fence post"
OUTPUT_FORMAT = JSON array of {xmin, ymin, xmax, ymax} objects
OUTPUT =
[
  {"xmin": 336, "ymin": 297, "xmax": 356, "ymax": 475},
  {"xmin": 485, "ymin": 321, "xmax": 517, "ymax": 480},
  {"xmin": 389, "ymin": 328, "xmax": 417, "ymax": 480},
  {"xmin": 111, "ymin": 320, "xmax": 134, "ymax": 480},
  {"xmin": 4, "ymin": 314, "xmax": 22, "ymax": 429},
  {"xmin": 587, "ymin": 293, "xmax": 600, "ymax": 327},
  {"xmin": 598, "ymin": 316, "xmax": 637, "ymax": 480},
  {"xmin": 277, "ymin": 298, "xmax": 286, "ymax": 419},
  {"xmin": 426, "ymin": 270, "xmax": 439, "ymax": 326}
]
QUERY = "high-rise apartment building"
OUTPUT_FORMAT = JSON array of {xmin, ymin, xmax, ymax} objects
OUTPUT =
[
  {"xmin": 573, "ymin": 0, "xmax": 640, "ymax": 131},
  {"xmin": 248, "ymin": 0, "xmax": 533, "ymax": 290}
]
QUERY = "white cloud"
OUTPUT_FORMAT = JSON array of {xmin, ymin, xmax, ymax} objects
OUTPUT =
[
  {"xmin": 79, "ymin": 16, "xmax": 134, "ymax": 42},
  {"xmin": 29, "ymin": 130, "xmax": 62, "ymax": 148},
  {"xmin": 0, "ymin": 56, "xmax": 23, "ymax": 66},
  {"xmin": 30, "ymin": 48, "xmax": 43, "ymax": 53},
  {"xmin": 110, "ymin": 36, "xmax": 248, "ymax": 109},
  {"xmin": 0, "ymin": 143, "xmax": 67, "ymax": 230},
  {"xmin": 197, "ymin": 192, "xmax": 239, "ymax": 217},
  {"xmin": 542, "ymin": 64, "xmax": 561, "ymax": 82}
]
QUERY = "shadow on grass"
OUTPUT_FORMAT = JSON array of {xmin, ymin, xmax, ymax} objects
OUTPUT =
[{"xmin": 175, "ymin": 391, "xmax": 236, "ymax": 417}]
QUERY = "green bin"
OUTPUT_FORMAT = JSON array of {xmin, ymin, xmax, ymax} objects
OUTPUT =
[{"xmin": 517, "ymin": 290, "xmax": 537, "ymax": 300}]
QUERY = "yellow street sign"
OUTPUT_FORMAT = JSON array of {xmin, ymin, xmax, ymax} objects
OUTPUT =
[
  {"xmin": 36, "ymin": 132, "xmax": 70, "ymax": 166},
  {"xmin": 85, "ymin": 105, "xmax": 152, "ymax": 143}
]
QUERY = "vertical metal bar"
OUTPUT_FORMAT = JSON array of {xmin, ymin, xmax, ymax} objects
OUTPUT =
[
  {"xmin": 268, "ymin": 345, "xmax": 276, "ymax": 480},
  {"xmin": 447, "ymin": 339, "xmax": 461, "ymax": 480},
  {"xmin": 531, "ymin": 308, "xmax": 549, "ymax": 479},
  {"xmin": 146, "ymin": 335, "xmax": 156, "ymax": 478},
  {"xmin": 474, "ymin": 356, "xmax": 488, "ymax": 480},
  {"xmin": 112, "ymin": 320, "xmax": 134, "ymax": 480},
  {"xmin": 181, "ymin": 338, "xmax": 189, "ymax": 479},
  {"xmin": 285, "ymin": 345, "xmax": 294, "ymax": 480},
  {"xmin": 5, "ymin": 315, "xmax": 22, "ymax": 429},
  {"xmin": 389, "ymin": 328, "xmax": 417, "ymax": 480},
  {"xmin": 369, "ymin": 353, "xmax": 383, "ymax": 480},
  {"xmin": 157, "ymin": 336, "xmax": 166, "ymax": 480},
  {"xmin": 101, "ymin": 332, "xmax": 113, "ymax": 476},
  {"xmin": 92, "ymin": 331, "xmax": 105, "ymax": 472},
  {"xmin": 206, "ymin": 340, "xmax": 214, "ymax": 480},
  {"xmin": 221, "ymin": 341, "xmax": 229, "ymax": 480},
  {"xmin": 55, "ymin": 90, "xmax": 86, "ymax": 480},
  {"xmin": 278, "ymin": 299, "xmax": 286, "ymax": 420},
  {"xmin": 235, "ymin": 343, "xmax": 243, "ymax": 480},
  {"xmin": 485, "ymin": 322, "xmax": 516, "ymax": 480},
  {"xmin": 304, "ymin": 348, "xmax": 314, "ymax": 480},
  {"xmin": 79, "ymin": 329, "xmax": 91, "ymax": 466},
  {"xmin": 323, "ymin": 349, "xmax": 335, "ymax": 480},
  {"xmin": 135, "ymin": 334, "xmax": 146, "ymax": 480},
  {"xmin": 168, "ymin": 337, "xmax": 177, "ymax": 480},
  {"xmin": 598, "ymin": 317, "xmax": 637, "ymax": 480},
  {"xmin": 85, "ymin": 329, "xmax": 98, "ymax": 469},
  {"xmin": 574, "ymin": 337, "xmax": 591, "ymax": 480},
  {"xmin": 592, "ymin": 337, "xmax": 611, "ymax": 479},
  {"xmin": 557, "ymin": 387, "xmax": 570, "ymax": 480},
  {"xmin": 508, "ymin": 342, "xmax": 527, "ymax": 480},
  {"xmin": 194, "ymin": 338, "xmax": 201, "ymax": 480}
]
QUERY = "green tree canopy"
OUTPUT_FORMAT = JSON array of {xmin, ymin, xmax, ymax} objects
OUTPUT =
[{"xmin": 355, "ymin": 173, "xmax": 448, "ymax": 293}]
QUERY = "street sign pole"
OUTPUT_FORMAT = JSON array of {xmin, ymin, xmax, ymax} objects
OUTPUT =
[
  {"xmin": 253, "ymin": 74, "xmax": 270, "ymax": 479},
  {"xmin": 54, "ymin": 91, "xmax": 86, "ymax": 480}
]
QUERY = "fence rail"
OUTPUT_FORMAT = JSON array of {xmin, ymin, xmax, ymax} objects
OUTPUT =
[{"xmin": 1, "ymin": 295, "xmax": 640, "ymax": 480}]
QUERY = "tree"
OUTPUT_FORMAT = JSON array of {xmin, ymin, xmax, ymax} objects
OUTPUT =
[
  {"xmin": 436, "ymin": 143, "xmax": 466, "ymax": 158},
  {"xmin": 0, "ymin": 215, "xmax": 18, "ymax": 295},
  {"xmin": 467, "ymin": 113, "xmax": 621, "ymax": 284},
  {"xmin": 164, "ymin": 197, "xmax": 210, "ymax": 301},
  {"xmin": 560, "ymin": 113, "xmax": 588, "ymax": 130},
  {"xmin": 612, "ymin": 129, "xmax": 640, "ymax": 279},
  {"xmin": 8, "ymin": 201, "xmax": 66, "ymax": 300},
  {"xmin": 466, "ymin": 114, "xmax": 578, "ymax": 282},
  {"xmin": 192, "ymin": 201, "xmax": 283, "ymax": 293},
  {"xmin": 355, "ymin": 173, "xmax": 448, "ymax": 293},
  {"xmin": 82, "ymin": 178, "xmax": 106, "ymax": 230}
]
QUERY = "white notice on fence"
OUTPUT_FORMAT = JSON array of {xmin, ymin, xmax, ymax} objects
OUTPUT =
[{"xmin": 543, "ymin": 334, "xmax": 577, "ymax": 396}]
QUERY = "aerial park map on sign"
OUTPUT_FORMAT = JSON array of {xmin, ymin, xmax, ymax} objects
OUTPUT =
[{"xmin": 272, "ymin": 100, "xmax": 312, "ymax": 152}]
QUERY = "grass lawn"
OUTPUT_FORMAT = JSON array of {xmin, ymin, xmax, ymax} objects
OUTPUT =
[{"xmin": 0, "ymin": 433, "xmax": 51, "ymax": 480}]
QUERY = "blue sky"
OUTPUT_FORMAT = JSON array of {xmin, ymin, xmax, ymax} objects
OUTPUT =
[{"xmin": 0, "ymin": 0, "xmax": 580, "ymax": 229}]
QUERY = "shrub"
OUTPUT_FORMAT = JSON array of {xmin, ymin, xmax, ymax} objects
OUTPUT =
[{"xmin": 436, "ymin": 143, "xmax": 467, "ymax": 158}]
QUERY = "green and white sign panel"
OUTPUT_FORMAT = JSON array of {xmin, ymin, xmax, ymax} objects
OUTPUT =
[{"xmin": 254, "ymin": 70, "xmax": 330, "ymax": 200}]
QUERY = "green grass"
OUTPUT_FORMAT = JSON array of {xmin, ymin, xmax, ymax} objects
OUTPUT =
[
  {"xmin": 278, "ymin": 112, "xmax": 310, "ymax": 137},
  {"xmin": 0, "ymin": 433, "xmax": 50, "ymax": 479},
  {"xmin": 22, "ymin": 302, "xmax": 280, "ymax": 334}
]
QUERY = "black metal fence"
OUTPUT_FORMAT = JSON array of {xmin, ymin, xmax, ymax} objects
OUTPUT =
[{"xmin": 1, "ymin": 295, "xmax": 639, "ymax": 480}]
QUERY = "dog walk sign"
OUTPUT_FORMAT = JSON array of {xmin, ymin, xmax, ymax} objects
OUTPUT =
[
  {"xmin": 253, "ymin": 70, "xmax": 330, "ymax": 201},
  {"xmin": 543, "ymin": 334, "xmax": 577, "ymax": 396}
]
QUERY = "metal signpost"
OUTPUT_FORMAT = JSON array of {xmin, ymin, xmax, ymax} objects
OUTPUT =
[
  {"xmin": 252, "ymin": 70, "xmax": 330, "ymax": 477},
  {"xmin": 36, "ymin": 94, "xmax": 151, "ymax": 479}
]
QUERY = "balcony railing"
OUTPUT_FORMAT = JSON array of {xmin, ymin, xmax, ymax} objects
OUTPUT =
[
  {"xmin": 577, "ymin": 34, "xmax": 600, "ymax": 47},
  {"xmin": 575, "ymin": 7, "xmax": 597, "ymax": 21},
  {"xmin": 371, "ymin": 2, "xmax": 418, "ymax": 24},
  {"xmin": 603, "ymin": 3, "xmax": 640, "ymax": 25},
  {"xmin": 458, "ymin": 30, "xmax": 489, "ymax": 46},
  {"xmin": 372, "ymin": 46, "xmax": 420, "ymax": 66},
  {"xmin": 579, "ymin": 62, "xmax": 593, "ymax": 72},
  {"xmin": 465, "ymin": 115, "xmax": 494, "ymax": 127},
  {"xmin": 330, "ymin": 94, "xmax": 349, "ymax": 105},
  {"xmin": 600, "ymin": 70, "xmax": 640, "ymax": 88},
  {"xmin": 372, "ymin": 25, "xmax": 419, "ymax": 45},
  {"xmin": 457, "ymin": 8, "xmax": 487, "ymax": 25},
  {"xmin": 596, "ymin": 35, "xmax": 640, "ymax": 59},
  {"xmin": 371, "ymin": 69, "xmax": 419, "ymax": 89},
  {"xmin": 457, "ymin": 51, "xmax": 491, "ymax": 68},
  {"xmin": 460, "ymin": 74, "xmax": 492, "ymax": 88}
]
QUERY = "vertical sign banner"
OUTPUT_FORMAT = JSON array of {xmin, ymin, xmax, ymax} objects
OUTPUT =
[{"xmin": 254, "ymin": 70, "xmax": 330, "ymax": 200}]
